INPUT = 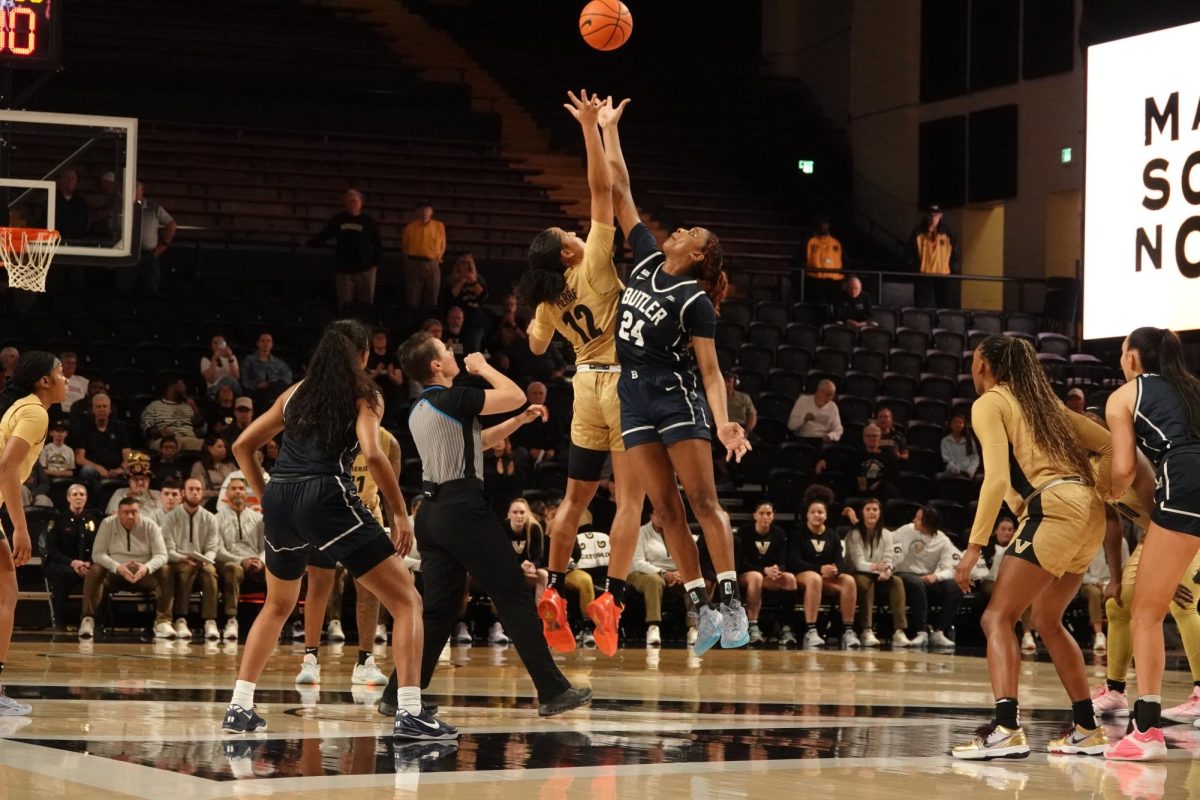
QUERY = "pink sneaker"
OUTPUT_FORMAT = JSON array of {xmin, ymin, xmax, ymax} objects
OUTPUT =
[
  {"xmin": 1162, "ymin": 687, "xmax": 1200, "ymax": 724},
  {"xmin": 1103, "ymin": 762, "xmax": 1167, "ymax": 799},
  {"xmin": 1105, "ymin": 726, "xmax": 1168, "ymax": 762},
  {"xmin": 1091, "ymin": 684, "xmax": 1130, "ymax": 717}
]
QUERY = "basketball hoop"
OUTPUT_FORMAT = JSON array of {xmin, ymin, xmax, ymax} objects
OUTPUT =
[{"xmin": 0, "ymin": 226, "xmax": 61, "ymax": 293}]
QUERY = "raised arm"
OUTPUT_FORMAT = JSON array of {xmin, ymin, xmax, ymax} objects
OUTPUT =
[
  {"xmin": 957, "ymin": 392, "xmax": 1010, "ymax": 591},
  {"xmin": 564, "ymin": 90, "xmax": 612, "ymax": 225},
  {"xmin": 1105, "ymin": 382, "xmax": 1138, "ymax": 500},
  {"xmin": 463, "ymin": 352, "xmax": 526, "ymax": 415},
  {"xmin": 483, "ymin": 405, "xmax": 548, "ymax": 451},
  {"xmin": 599, "ymin": 97, "xmax": 639, "ymax": 237}
]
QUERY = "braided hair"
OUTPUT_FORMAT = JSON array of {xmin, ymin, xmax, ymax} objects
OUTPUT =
[
  {"xmin": 694, "ymin": 232, "xmax": 729, "ymax": 312},
  {"xmin": 0, "ymin": 351, "xmax": 58, "ymax": 418},
  {"xmin": 977, "ymin": 335, "xmax": 1094, "ymax": 484}
]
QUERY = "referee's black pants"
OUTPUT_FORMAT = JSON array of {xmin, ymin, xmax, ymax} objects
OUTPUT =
[{"xmin": 415, "ymin": 481, "xmax": 570, "ymax": 701}]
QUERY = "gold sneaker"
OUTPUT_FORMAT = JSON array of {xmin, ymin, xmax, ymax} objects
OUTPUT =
[
  {"xmin": 951, "ymin": 723, "xmax": 1031, "ymax": 760},
  {"xmin": 1048, "ymin": 724, "xmax": 1109, "ymax": 756}
]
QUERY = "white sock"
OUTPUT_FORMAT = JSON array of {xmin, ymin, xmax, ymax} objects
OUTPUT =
[
  {"xmin": 716, "ymin": 571, "xmax": 736, "ymax": 583},
  {"xmin": 397, "ymin": 686, "xmax": 422, "ymax": 715},
  {"xmin": 683, "ymin": 578, "xmax": 706, "ymax": 591},
  {"xmin": 231, "ymin": 679, "xmax": 255, "ymax": 709}
]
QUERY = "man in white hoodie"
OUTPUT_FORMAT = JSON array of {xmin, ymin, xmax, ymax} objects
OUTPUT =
[
  {"xmin": 892, "ymin": 505, "xmax": 981, "ymax": 648},
  {"xmin": 215, "ymin": 477, "xmax": 265, "ymax": 641},
  {"xmin": 79, "ymin": 496, "xmax": 173, "ymax": 639},
  {"xmin": 161, "ymin": 477, "xmax": 221, "ymax": 641}
]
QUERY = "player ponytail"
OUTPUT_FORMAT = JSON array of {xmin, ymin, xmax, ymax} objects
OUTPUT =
[
  {"xmin": 287, "ymin": 320, "xmax": 378, "ymax": 455},
  {"xmin": 977, "ymin": 335, "xmax": 1094, "ymax": 483},
  {"xmin": 1127, "ymin": 326, "xmax": 1200, "ymax": 441},
  {"xmin": 694, "ymin": 232, "xmax": 729, "ymax": 312},
  {"xmin": 0, "ymin": 351, "xmax": 58, "ymax": 418}
]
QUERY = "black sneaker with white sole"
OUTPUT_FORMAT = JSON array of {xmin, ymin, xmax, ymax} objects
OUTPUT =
[
  {"xmin": 393, "ymin": 708, "xmax": 458, "ymax": 740},
  {"xmin": 222, "ymin": 704, "xmax": 267, "ymax": 734},
  {"xmin": 392, "ymin": 740, "xmax": 459, "ymax": 770},
  {"xmin": 379, "ymin": 698, "xmax": 439, "ymax": 717},
  {"xmin": 537, "ymin": 686, "xmax": 593, "ymax": 717}
]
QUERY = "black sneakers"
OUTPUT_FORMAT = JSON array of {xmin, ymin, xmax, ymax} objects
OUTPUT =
[
  {"xmin": 538, "ymin": 686, "xmax": 593, "ymax": 718},
  {"xmin": 222, "ymin": 704, "xmax": 267, "ymax": 734}
]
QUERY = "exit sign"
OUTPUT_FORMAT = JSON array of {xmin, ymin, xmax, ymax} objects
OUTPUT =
[
  {"xmin": 1061, "ymin": 147, "xmax": 1073, "ymax": 164},
  {"xmin": 797, "ymin": 159, "xmax": 814, "ymax": 174}
]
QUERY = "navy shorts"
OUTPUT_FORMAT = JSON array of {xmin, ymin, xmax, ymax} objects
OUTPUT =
[
  {"xmin": 261, "ymin": 476, "xmax": 395, "ymax": 581},
  {"xmin": 1152, "ymin": 451, "xmax": 1200, "ymax": 537},
  {"xmin": 618, "ymin": 369, "xmax": 712, "ymax": 449}
]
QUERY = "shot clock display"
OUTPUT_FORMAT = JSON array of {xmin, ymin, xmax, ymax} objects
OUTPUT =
[{"xmin": 0, "ymin": 0, "xmax": 60, "ymax": 69}]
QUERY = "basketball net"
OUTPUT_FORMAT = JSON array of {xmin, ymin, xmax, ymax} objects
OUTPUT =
[{"xmin": 0, "ymin": 227, "xmax": 61, "ymax": 293}]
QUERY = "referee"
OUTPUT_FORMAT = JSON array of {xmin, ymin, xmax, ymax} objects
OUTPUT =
[{"xmin": 380, "ymin": 332, "xmax": 592, "ymax": 718}]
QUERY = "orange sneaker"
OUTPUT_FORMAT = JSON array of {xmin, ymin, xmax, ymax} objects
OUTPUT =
[
  {"xmin": 538, "ymin": 587, "xmax": 576, "ymax": 653},
  {"xmin": 587, "ymin": 592, "xmax": 622, "ymax": 657}
]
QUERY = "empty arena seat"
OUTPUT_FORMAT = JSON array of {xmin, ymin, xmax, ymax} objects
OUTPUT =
[
  {"xmin": 838, "ymin": 395, "xmax": 875, "ymax": 425},
  {"xmin": 814, "ymin": 347, "xmax": 849, "ymax": 377},
  {"xmin": 906, "ymin": 421, "xmax": 945, "ymax": 451},
  {"xmin": 749, "ymin": 322, "xmax": 785, "ymax": 349},
  {"xmin": 738, "ymin": 344, "xmax": 774, "ymax": 373},
  {"xmin": 895, "ymin": 327, "xmax": 931, "ymax": 354},
  {"xmin": 785, "ymin": 323, "xmax": 821, "ymax": 352},
  {"xmin": 970, "ymin": 311, "xmax": 1005, "ymax": 334},
  {"xmin": 869, "ymin": 307, "xmax": 898, "ymax": 332},
  {"xmin": 715, "ymin": 320, "xmax": 746, "ymax": 348},
  {"xmin": 917, "ymin": 374, "xmax": 956, "ymax": 401},
  {"xmin": 931, "ymin": 329, "xmax": 965, "ymax": 355},
  {"xmin": 732, "ymin": 368, "xmax": 767, "ymax": 397},
  {"xmin": 851, "ymin": 348, "xmax": 887, "ymax": 379},
  {"xmin": 880, "ymin": 372, "xmax": 918, "ymax": 401},
  {"xmin": 843, "ymin": 371, "xmax": 882, "ymax": 400},
  {"xmin": 966, "ymin": 330, "xmax": 991, "ymax": 350},
  {"xmin": 767, "ymin": 369, "xmax": 804, "ymax": 400},
  {"xmin": 859, "ymin": 326, "xmax": 893, "ymax": 353},
  {"xmin": 1005, "ymin": 312, "xmax": 1040, "ymax": 336},
  {"xmin": 755, "ymin": 300, "xmax": 790, "ymax": 327},
  {"xmin": 888, "ymin": 349, "xmax": 924, "ymax": 379},
  {"xmin": 791, "ymin": 303, "xmax": 828, "ymax": 326},
  {"xmin": 913, "ymin": 397, "xmax": 951, "ymax": 426},
  {"xmin": 934, "ymin": 474, "xmax": 976, "ymax": 504},
  {"xmin": 821, "ymin": 324, "xmax": 857, "ymax": 354},
  {"xmin": 778, "ymin": 442, "xmax": 820, "ymax": 473},
  {"xmin": 776, "ymin": 346, "xmax": 811, "ymax": 374},
  {"xmin": 767, "ymin": 469, "xmax": 809, "ymax": 513},
  {"xmin": 924, "ymin": 351, "xmax": 961, "ymax": 379},
  {"xmin": 721, "ymin": 300, "xmax": 753, "ymax": 328},
  {"xmin": 900, "ymin": 307, "xmax": 935, "ymax": 332},
  {"xmin": 897, "ymin": 472, "xmax": 933, "ymax": 503},
  {"xmin": 906, "ymin": 447, "xmax": 943, "ymax": 476},
  {"xmin": 935, "ymin": 309, "xmax": 969, "ymax": 334},
  {"xmin": 756, "ymin": 392, "xmax": 795, "ymax": 423},
  {"xmin": 1038, "ymin": 332, "xmax": 1074, "ymax": 357}
]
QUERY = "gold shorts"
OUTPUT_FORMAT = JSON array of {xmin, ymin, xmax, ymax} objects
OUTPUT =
[
  {"xmin": 1010, "ymin": 482, "xmax": 1106, "ymax": 578},
  {"xmin": 570, "ymin": 370, "xmax": 624, "ymax": 453},
  {"xmin": 1122, "ymin": 541, "xmax": 1200, "ymax": 591}
]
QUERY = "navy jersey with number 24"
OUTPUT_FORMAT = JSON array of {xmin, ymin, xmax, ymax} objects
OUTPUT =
[{"xmin": 615, "ymin": 224, "xmax": 717, "ymax": 372}]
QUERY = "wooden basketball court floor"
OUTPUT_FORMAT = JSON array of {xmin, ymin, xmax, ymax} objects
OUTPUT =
[{"xmin": 0, "ymin": 634, "xmax": 1196, "ymax": 799}]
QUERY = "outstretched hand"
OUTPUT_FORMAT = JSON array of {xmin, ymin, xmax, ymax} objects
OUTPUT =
[
  {"xmin": 717, "ymin": 422, "xmax": 751, "ymax": 463},
  {"xmin": 564, "ymin": 89, "xmax": 602, "ymax": 126},
  {"xmin": 521, "ymin": 404, "xmax": 549, "ymax": 424},
  {"xmin": 598, "ymin": 96, "xmax": 630, "ymax": 128}
]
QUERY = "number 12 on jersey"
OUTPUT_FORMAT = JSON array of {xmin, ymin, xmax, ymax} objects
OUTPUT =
[{"xmin": 618, "ymin": 311, "xmax": 645, "ymax": 347}]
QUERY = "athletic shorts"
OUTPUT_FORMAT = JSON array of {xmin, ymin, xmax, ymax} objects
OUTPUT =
[
  {"xmin": 1121, "ymin": 542, "xmax": 1200, "ymax": 597},
  {"xmin": 618, "ymin": 369, "xmax": 712, "ymax": 449},
  {"xmin": 261, "ymin": 476, "xmax": 395, "ymax": 581},
  {"xmin": 1152, "ymin": 451, "xmax": 1200, "ymax": 537},
  {"xmin": 1108, "ymin": 485, "xmax": 1150, "ymax": 531},
  {"xmin": 1009, "ymin": 481, "xmax": 1106, "ymax": 578},
  {"xmin": 571, "ymin": 369, "xmax": 624, "ymax": 452}
]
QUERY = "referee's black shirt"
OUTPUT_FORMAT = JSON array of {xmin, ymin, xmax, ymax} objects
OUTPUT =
[{"xmin": 408, "ymin": 385, "xmax": 484, "ymax": 484}]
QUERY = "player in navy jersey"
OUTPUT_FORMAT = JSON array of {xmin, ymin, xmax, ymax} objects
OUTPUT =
[
  {"xmin": 1104, "ymin": 327, "xmax": 1200, "ymax": 760},
  {"xmin": 600, "ymin": 98, "xmax": 751, "ymax": 654},
  {"xmin": 220, "ymin": 320, "xmax": 456, "ymax": 741}
]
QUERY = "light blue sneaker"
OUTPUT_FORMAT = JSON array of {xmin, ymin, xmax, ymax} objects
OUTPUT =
[
  {"xmin": 693, "ymin": 605, "xmax": 723, "ymax": 655},
  {"xmin": 719, "ymin": 600, "xmax": 750, "ymax": 649}
]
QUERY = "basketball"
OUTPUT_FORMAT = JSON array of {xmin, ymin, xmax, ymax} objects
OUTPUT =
[{"xmin": 579, "ymin": 0, "xmax": 632, "ymax": 51}]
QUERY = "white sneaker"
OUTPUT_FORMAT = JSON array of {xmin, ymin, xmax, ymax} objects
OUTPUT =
[
  {"xmin": 646, "ymin": 624, "xmax": 662, "ymax": 647},
  {"xmin": 909, "ymin": 631, "xmax": 929, "ymax": 648},
  {"xmin": 1093, "ymin": 632, "xmax": 1107, "ymax": 653},
  {"xmin": 295, "ymin": 653, "xmax": 320, "ymax": 684},
  {"xmin": 174, "ymin": 618, "xmax": 192, "ymax": 639},
  {"xmin": 1021, "ymin": 631, "xmax": 1036, "ymax": 653},
  {"xmin": 78, "ymin": 616, "xmax": 95, "ymax": 639},
  {"xmin": 686, "ymin": 627, "xmax": 698, "ymax": 646},
  {"xmin": 374, "ymin": 624, "xmax": 388, "ymax": 644},
  {"xmin": 351, "ymin": 655, "xmax": 387, "ymax": 685},
  {"xmin": 802, "ymin": 629, "xmax": 824, "ymax": 649},
  {"xmin": 930, "ymin": 630, "xmax": 955, "ymax": 649},
  {"xmin": 891, "ymin": 630, "xmax": 913, "ymax": 647},
  {"xmin": 222, "ymin": 619, "xmax": 239, "ymax": 641},
  {"xmin": 861, "ymin": 629, "xmax": 881, "ymax": 648},
  {"xmin": 488, "ymin": 622, "xmax": 510, "ymax": 645},
  {"xmin": 453, "ymin": 622, "xmax": 472, "ymax": 645},
  {"xmin": 154, "ymin": 621, "xmax": 176, "ymax": 639},
  {"xmin": 842, "ymin": 629, "xmax": 862, "ymax": 649},
  {"xmin": 580, "ymin": 629, "xmax": 596, "ymax": 647},
  {"xmin": 326, "ymin": 620, "xmax": 345, "ymax": 643},
  {"xmin": 203, "ymin": 620, "xmax": 220, "ymax": 641}
]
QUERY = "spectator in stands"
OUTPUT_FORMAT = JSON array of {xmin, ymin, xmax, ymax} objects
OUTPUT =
[
  {"xmin": 72, "ymin": 393, "xmax": 130, "ymax": 495},
  {"xmin": 367, "ymin": 329, "xmax": 406, "ymax": 427},
  {"xmin": 1065, "ymin": 387, "xmax": 1086, "ymax": 415},
  {"xmin": 488, "ymin": 293, "xmax": 529, "ymax": 354},
  {"xmin": 401, "ymin": 201, "xmax": 446, "ymax": 309},
  {"xmin": 833, "ymin": 276, "xmax": 875, "ymax": 330},
  {"xmin": 788, "ymin": 492, "xmax": 859, "ymax": 649},
  {"xmin": 158, "ymin": 478, "xmax": 182, "ymax": 517},
  {"xmin": 40, "ymin": 421, "xmax": 75, "ymax": 479},
  {"xmin": 540, "ymin": 498, "xmax": 596, "ymax": 648},
  {"xmin": 161, "ymin": 477, "xmax": 221, "ymax": 640},
  {"xmin": 105, "ymin": 452, "xmax": 162, "ymax": 521},
  {"xmin": 42, "ymin": 483, "xmax": 101, "ymax": 629},
  {"xmin": 421, "ymin": 317, "xmax": 444, "ymax": 341},
  {"xmin": 939, "ymin": 413, "xmax": 979, "ymax": 478},
  {"xmin": 241, "ymin": 333, "xmax": 293, "ymax": 410},
  {"xmin": 78, "ymin": 496, "xmax": 173, "ymax": 639},
  {"xmin": 483, "ymin": 436, "xmax": 522, "ymax": 515},
  {"xmin": 511, "ymin": 382, "xmax": 558, "ymax": 465},
  {"xmin": 207, "ymin": 384, "xmax": 238, "ymax": 438},
  {"xmin": 221, "ymin": 397, "xmax": 254, "ymax": 447},
  {"xmin": 787, "ymin": 380, "xmax": 843, "ymax": 442},
  {"xmin": 908, "ymin": 204, "xmax": 958, "ymax": 308},
  {"xmin": 261, "ymin": 438, "xmax": 279, "ymax": 473},
  {"xmin": 141, "ymin": 376, "xmax": 205, "ymax": 453},
  {"xmin": 492, "ymin": 498, "xmax": 547, "ymax": 645},
  {"xmin": 875, "ymin": 406, "xmax": 909, "ymax": 461},
  {"xmin": 116, "ymin": 181, "xmax": 175, "ymax": 294},
  {"xmin": 307, "ymin": 188, "xmax": 383, "ymax": 308},
  {"xmin": 843, "ymin": 498, "xmax": 908, "ymax": 648},
  {"xmin": 506, "ymin": 336, "xmax": 567, "ymax": 386},
  {"xmin": 725, "ymin": 374, "xmax": 757, "ymax": 432},
  {"xmin": 150, "ymin": 436, "xmax": 186, "ymax": 488},
  {"xmin": 1078, "ymin": 545, "xmax": 1113, "ymax": 652},
  {"xmin": 59, "ymin": 352, "xmax": 88, "ymax": 414},
  {"xmin": 443, "ymin": 254, "xmax": 489, "ymax": 351},
  {"xmin": 21, "ymin": 461, "xmax": 52, "ymax": 508},
  {"xmin": 200, "ymin": 335, "xmax": 240, "ymax": 398},
  {"xmin": 891, "ymin": 505, "xmax": 966, "ymax": 648},
  {"xmin": 736, "ymin": 501, "xmax": 797, "ymax": 647},
  {"xmin": 628, "ymin": 508, "xmax": 698, "ymax": 647},
  {"xmin": 804, "ymin": 216, "xmax": 843, "ymax": 304},
  {"xmin": 68, "ymin": 377, "xmax": 107, "ymax": 427},
  {"xmin": 857, "ymin": 423, "xmax": 899, "ymax": 500},
  {"xmin": 215, "ymin": 476, "xmax": 265, "ymax": 641},
  {"xmin": 977, "ymin": 515, "xmax": 1036, "ymax": 652},
  {"xmin": 442, "ymin": 306, "xmax": 467, "ymax": 363},
  {"xmin": 0, "ymin": 347, "xmax": 18, "ymax": 385},
  {"xmin": 91, "ymin": 171, "xmax": 121, "ymax": 242},
  {"xmin": 55, "ymin": 168, "xmax": 90, "ymax": 243},
  {"xmin": 191, "ymin": 435, "xmax": 235, "ymax": 507}
]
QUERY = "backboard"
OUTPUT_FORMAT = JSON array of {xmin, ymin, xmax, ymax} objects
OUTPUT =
[{"xmin": 0, "ymin": 109, "xmax": 138, "ymax": 265}]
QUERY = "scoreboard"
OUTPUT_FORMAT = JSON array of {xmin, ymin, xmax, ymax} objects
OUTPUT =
[{"xmin": 0, "ymin": 0, "xmax": 60, "ymax": 69}]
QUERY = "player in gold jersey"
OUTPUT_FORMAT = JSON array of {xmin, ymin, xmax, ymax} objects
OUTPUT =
[
  {"xmin": 297, "ymin": 427, "xmax": 403, "ymax": 688},
  {"xmin": 516, "ymin": 90, "xmax": 643, "ymax": 656}
]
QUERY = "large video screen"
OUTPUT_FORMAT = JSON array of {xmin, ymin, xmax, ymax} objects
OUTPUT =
[{"xmin": 1084, "ymin": 20, "xmax": 1200, "ymax": 339}]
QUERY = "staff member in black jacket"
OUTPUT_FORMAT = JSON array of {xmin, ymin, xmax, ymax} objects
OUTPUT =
[
  {"xmin": 41, "ymin": 483, "xmax": 101, "ymax": 629},
  {"xmin": 736, "ymin": 501, "xmax": 796, "ymax": 647},
  {"xmin": 788, "ymin": 488, "xmax": 860, "ymax": 650},
  {"xmin": 306, "ymin": 189, "xmax": 383, "ymax": 308},
  {"xmin": 381, "ymin": 332, "xmax": 591, "ymax": 718}
]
